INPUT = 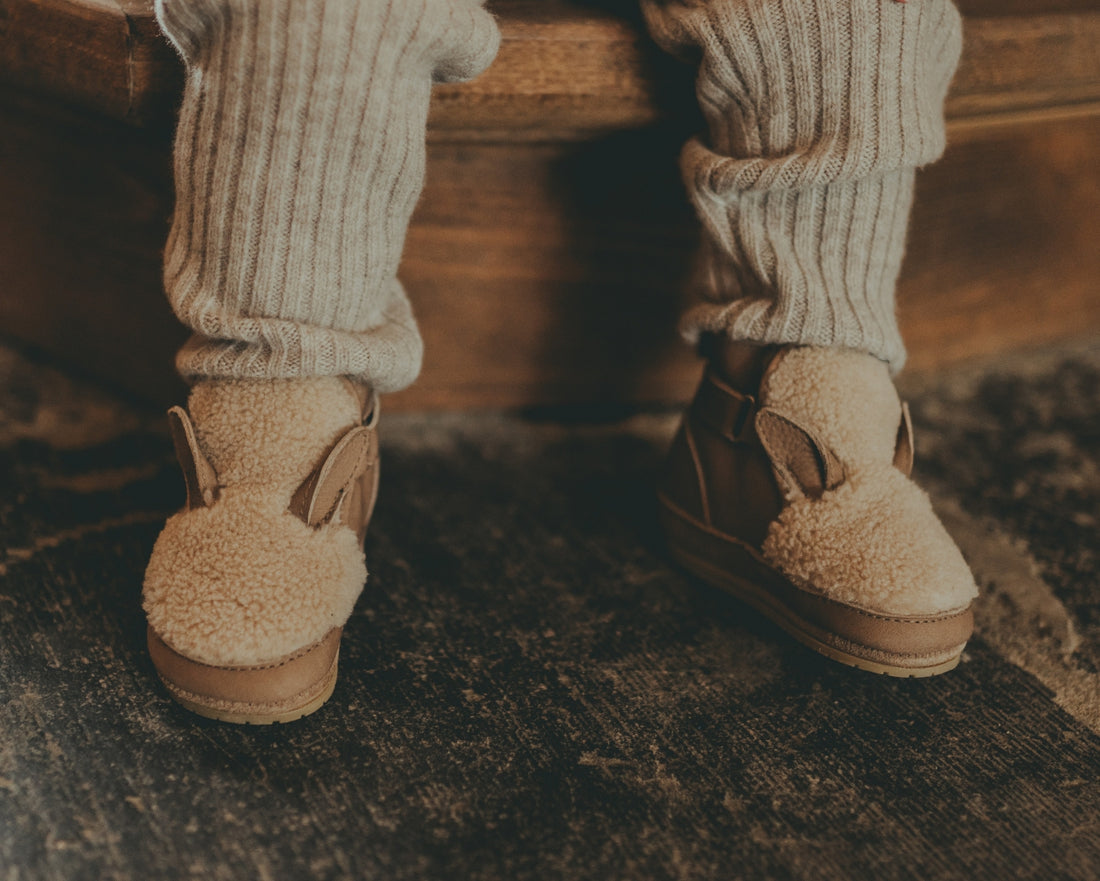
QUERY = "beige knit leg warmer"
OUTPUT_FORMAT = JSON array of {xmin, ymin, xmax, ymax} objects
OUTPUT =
[
  {"xmin": 155, "ymin": 0, "xmax": 499, "ymax": 392},
  {"xmin": 641, "ymin": 0, "xmax": 962, "ymax": 371}
]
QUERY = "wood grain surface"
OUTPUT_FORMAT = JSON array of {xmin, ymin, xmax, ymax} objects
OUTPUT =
[
  {"xmin": 1, "ymin": 1, "xmax": 1098, "ymax": 131},
  {"xmin": 2, "ymin": 86, "xmax": 1097, "ymax": 408},
  {"xmin": 0, "ymin": 0, "xmax": 1098, "ymax": 407},
  {"xmin": 0, "ymin": 0, "xmax": 182, "ymax": 124},
  {"xmin": 395, "ymin": 115, "xmax": 1100, "ymax": 409}
]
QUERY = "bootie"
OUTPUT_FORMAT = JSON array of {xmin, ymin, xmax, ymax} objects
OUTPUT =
[
  {"xmin": 659, "ymin": 341, "xmax": 977, "ymax": 676},
  {"xmin": 143, "ymin": 377, "xmax": 380, "ymax": 723}
]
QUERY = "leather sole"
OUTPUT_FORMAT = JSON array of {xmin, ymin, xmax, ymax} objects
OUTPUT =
[
  {"xmin": 148, "ymin": 627, "xmax": 342, "ymax": 724},
  {"xmin": 658, "ymin": 496, "xmax": 972, "ymax": 678}
]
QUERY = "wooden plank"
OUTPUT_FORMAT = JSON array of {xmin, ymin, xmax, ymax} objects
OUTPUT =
[
  {"xmin": 0, "ymin": 93, "xmax": 187, "ymax": 402},
  {"xmin": 429, "ymin": 1, "xmax": 675, "ymax": 139},
  {"xmin": 899, "ymin": 116, "xmax": 1100, "ymax": 373},
  {"xmin": 1, "ymin": 2, "xmax": 1098, "ymax": 408},
  {"xmin": 391, "ymin": 114, "xmax": 1100, "ymax": 409},
  {"xmin": 0, "ymin": 0, "xmax": 131, "ymax": 119},
  {"xmin": 956, "ymin": 0, "xmax": 1098, "ymax": 15},
  {"xmin": 949, "ymin": 13, "xmax": 1100, "ymax": 121},
  {"xmin": 0, "ymin": 0, "xmax": 181, "ymax": 124},
  {"xmin": 429, "ymin": 6, "xmax": 1100, "ymax": 138},
  {"xmin": 1, "ymin": 0, "xmax": 1098, "ymax": 132},
  {"xmin": 114, "ymin": 0, "xmax": 184, "ymax": 124},
  {"xmin": 4, "ymin": 88, "xmax": 1096, "ymax": 409}
]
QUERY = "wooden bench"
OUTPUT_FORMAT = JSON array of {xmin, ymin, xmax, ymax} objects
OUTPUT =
[{"xmin": 2, "ymin": 0, "xmax": 1099, "ymax": 407}]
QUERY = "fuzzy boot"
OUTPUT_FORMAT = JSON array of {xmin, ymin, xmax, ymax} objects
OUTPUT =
[
  {"xmin": 659, "ymin": 342, "xmax": 978, "ymax": 676},
  {"xmin": 143, "ymin": 378, "xmax": 380, "ymax": 722},
  {"xmin": 146, "ymin": 0, "xmax": 499, "ymax": 722}
]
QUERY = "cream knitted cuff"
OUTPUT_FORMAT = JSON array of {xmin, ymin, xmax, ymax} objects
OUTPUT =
[
  {"xmin": 642, "ymin": 0, "xmax": 963, "ymax": 372},
  {"xmin": 156, "ymin": 0, "xmax": 499, "ymax": 392}
]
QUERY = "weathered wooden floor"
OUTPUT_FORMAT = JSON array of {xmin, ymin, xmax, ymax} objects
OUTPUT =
[{"xmin": 1, "ymin": 340, "xmax": 1098, "ymax": 880}]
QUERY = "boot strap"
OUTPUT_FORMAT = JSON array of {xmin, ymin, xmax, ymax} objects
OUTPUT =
[{"xmin": 691, "ymin": 369, "xmax": 757, "ymax": 444}]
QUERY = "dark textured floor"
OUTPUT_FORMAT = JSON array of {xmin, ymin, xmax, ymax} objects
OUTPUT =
[{"xmin": 1, "ymin": 340, "xmax": 1098, "ymax": 881}]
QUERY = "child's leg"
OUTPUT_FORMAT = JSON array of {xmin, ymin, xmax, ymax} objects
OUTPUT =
[
  {"xmin": 641, "ymin": 0, "xmax": 961, "ymax": 371},
  {"xmin": 143, "ymin": 0, "xmax": 499, "ymax": 723},
  {"xmin": 158, "ymin": 0, "xmax": 498, "ymax": 393},
  {"xmin": 644, "ymin": 0, "xmax": 979, "ymax": 674}
]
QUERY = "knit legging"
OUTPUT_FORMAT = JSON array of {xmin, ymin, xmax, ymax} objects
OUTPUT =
[{"xmin": 156, "ymin": 0, "xmax": 962, "ymax": 390}]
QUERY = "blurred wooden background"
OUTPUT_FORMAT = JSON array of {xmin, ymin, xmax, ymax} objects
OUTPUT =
[{"xmin": 1, "ymin": 0, "xmax": 1098, "ymax": 408}]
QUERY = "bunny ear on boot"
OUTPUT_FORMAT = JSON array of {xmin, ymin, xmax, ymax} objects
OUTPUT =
[
  {"xmin": 754, "ymin": 398, "xmax": 916, "ymax": 498},
  {"xmin": 894, "ymin": 402, "xmax": 915, "ymax": 477},
  {"xmin": 167, "ymin": 406, "xmax": 219, "ymax": 511},
  {"xmin": 754, "ymin": 408, "xmax": 845, "ymax": 500}
]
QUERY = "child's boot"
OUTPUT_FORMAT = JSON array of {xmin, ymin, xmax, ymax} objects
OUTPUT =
[
  {"xmin": 659, "ymin": 341, "xmax": 977, "ymax": 676},
  {"xmin": 143, "ymin": 377, "xmax": 379, "ymax": 723}
]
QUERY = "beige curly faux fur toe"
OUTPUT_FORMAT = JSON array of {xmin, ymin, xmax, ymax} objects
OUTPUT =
[
  {"xmin": 143, "ymin": 378, "xmax": 371, "ymax": 669},
  {"xmin": 762, "ymin": 463, "xmax": 977, "ymax": 617},
  {"xmin": 758, "ymin": 348, "xmax": 978, "ymax": 618}
]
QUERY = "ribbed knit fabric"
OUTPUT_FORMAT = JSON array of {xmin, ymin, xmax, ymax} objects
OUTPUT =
[
  {"xmin": 641, "ymin": 0, "xmax": 963, "ymax": 371},
  {"xmin": 159, "ymin": 0, "xmax": 960, "ymax": 387},
  {"xmin": 155, "ymin": 0, "xmax": 499, "ymax": 392}
]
